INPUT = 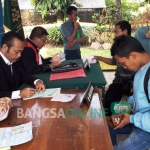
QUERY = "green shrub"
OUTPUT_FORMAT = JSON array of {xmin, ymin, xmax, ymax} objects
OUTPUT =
[{"xmin": 47, "ymin": 27, "xmax": 63, "ymax": 46}]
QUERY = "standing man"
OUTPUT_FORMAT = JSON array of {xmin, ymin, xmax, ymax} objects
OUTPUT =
[
  {"xmin": 0, "ymin": 31, "xmax": 45, "ymax": 98},
  {"xmin": 60, "ymin": 6, "xmax": 85, "ymax": 60},
  {"xmin": 20, "ymin": 26, "xmax": 61, "ymax": 74},
  {"xmin": 93, "ymin": 21, "xmax": 135, "ymax": 116}
]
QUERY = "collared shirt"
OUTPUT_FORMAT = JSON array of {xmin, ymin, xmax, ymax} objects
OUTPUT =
[
  {"xmin": 0, "ymin": 52, "xmax": 40, "ymax": 99},
  {"xmin": 60, "ymin": 21, "xmax": 84, "ymax": 50},
  {"xmin": 111, "ymin": 57, "xmax": 135, "ymax": 83}
]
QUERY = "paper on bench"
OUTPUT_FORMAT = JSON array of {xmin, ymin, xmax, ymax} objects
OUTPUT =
[
  {"xmin": 23, "ymin": 88, "xmax": 61, "ymax": 100},
  {"xmin": 82, "ymin": 56, "xmax": 96, "ymax": 64},
  {"xmin": 0, "ymin": 122, "xmax": 32, "ymax": 147},
  {"xmin": 51, "ymin": 94, "xmax": 76, "ymax": 102}
]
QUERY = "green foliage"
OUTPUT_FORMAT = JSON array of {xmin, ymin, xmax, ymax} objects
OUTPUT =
[
  {"xmin": 121, "ymin": 0, "xmax": 141, "ymax": 21},
  {"xmin": 47, "ymin": 27, "xmax": 63, "ymax": 46},
  {"xmin": 32, "ymin": 0, "xmax": 74, "ymax": 19}
]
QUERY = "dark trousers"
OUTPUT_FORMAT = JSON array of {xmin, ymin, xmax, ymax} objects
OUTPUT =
[
  {"xmin": 105, "ymin": 83, "xmax": 124, "ymax": 116},
  {"xmin": 64, "ymin": 49, "xmax": 81, "ymax": 60}
]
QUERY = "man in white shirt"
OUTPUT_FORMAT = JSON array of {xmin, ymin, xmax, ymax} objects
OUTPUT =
[{"xmin": 0, "ymin": 31, "xmax": 45, "ymax": 99}]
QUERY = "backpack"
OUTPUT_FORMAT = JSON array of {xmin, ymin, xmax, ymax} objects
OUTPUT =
[{"xmin": 144, "ymin": 67, "xmax": 150, "ymax": 103}]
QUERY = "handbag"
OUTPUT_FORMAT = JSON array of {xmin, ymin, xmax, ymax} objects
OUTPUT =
[
  {"xmin": 121, "ymin": 79, "xmax": 133, "ymax": 96},
  {"xmin": 39, "ymin": 64, "xmax": 51, "ymax": 73}
]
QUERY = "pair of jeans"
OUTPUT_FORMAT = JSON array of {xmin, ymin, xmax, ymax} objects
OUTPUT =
[
  {"xmin": 109, "ymin": 124, "xmax": 150, "ymax": 150},
  {"xmin": 64, "ymin": 49, "xmax": 81, "ymax": 60}
]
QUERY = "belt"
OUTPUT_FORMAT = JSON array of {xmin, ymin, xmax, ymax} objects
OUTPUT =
[{"xmin": 65, "ymin": 49, "xmax": 80, "ymax": 52}]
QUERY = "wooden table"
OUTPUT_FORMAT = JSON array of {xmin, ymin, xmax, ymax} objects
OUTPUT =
[{"xmin": 0, "ymin": 89, "xmax": 113, "ymax": 150}]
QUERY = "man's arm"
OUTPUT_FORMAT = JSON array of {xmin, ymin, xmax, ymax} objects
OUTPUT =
[
  {"xmin": 93, "ymin": 56, "xmax": 114, "ymax": 65},
  {"xmin": 0, "ymin": 91, "xmax": 12, "ymax": 98},
  {"xmin": 67, "ymin": 37, "xmax": 85, "ymax": 48},
  {"xmin": 67, "ymin": 22, "xmax": 80, "ymax": 42},
  {"xmin": 20, "ymin": 47, "xmax": 40, "ymax": 74}
]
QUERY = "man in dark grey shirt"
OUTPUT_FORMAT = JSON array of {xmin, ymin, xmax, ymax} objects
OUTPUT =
[
  {"xmin": 94, "ymin": 21, "xmax": 135, "ymax": 116},
  {"xmin": 60, "ymin": 6, "xmax": 84, "ymax": 60}
]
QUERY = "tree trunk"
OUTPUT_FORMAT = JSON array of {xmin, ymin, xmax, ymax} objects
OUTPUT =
[
  {"xmin": 57, "ymin": 10, "xmax": 64, "ymax": 23},
  {"xmin": 115, "ymin": 0, "xmax": 123, "ymax": 22}
]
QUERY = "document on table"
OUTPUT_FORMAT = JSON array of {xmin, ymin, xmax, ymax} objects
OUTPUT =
[
  {"xmin": 0, "ymin": 122, "xmax": 32, "ymax": 148},
  {"xmin": 51, "ymin": 94, "xmax": 76, "ymax": 102},
  {"xmin": 50, "ymin": 68, "xmax": 86, "ymax": 81},
  {"xmin": 23, "ymin": 88, "xmax": 61, "ymax": 100},
  {"xmin": 82, "ymin": 56, "xmax": 96, "ymax": 64},
  {"xmin": 0, "ymin": 146, "xmax": 11, "ymax": 150}
]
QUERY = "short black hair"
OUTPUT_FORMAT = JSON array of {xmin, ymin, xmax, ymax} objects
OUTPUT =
[
  {"xmin": 1, "ymin": 31, "xmax": 25, "ymax": 49},
  {"xmin": 111, "ymin": 35, "xmax": 146, "ymax": 58},
  {"xmin": 66, "ymin": 6, "xmax": 77, "ymax": 15},
  {"xmin": 115, "ymin": 20, "xmax": 131, "ymax": 35},
  {"xmin": 29, "ymin": 26, "xmax": 49, "ymax": 40}
]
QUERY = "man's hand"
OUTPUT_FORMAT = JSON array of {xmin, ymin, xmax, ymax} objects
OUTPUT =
[
  {"xmin": 92, "ymin": 56, "xmax": 99, "ymax": 60},
  {"xmin": 73, "ymin": 21, "xmax": 80, "ymax": 30},
  {"xmin": 0, "ymin": 105, "xmax": 7, "ymax": 113},
  {"xmin": 67, "ymin": 40, "xmax": 76, "ymax": 48},
  {"xmin": 0, "ymin": 97, "xmax": 13, "ymax": 108},
  {"xmin": 35, "ymin": 80, "xmax": 45, "ymax": 93},
  {"xmin": 20, "ymin": 88, "xmax": 35, "ymax": 98},
  {"xmin": 114, "ymin": 114, "xmax": 131, "ymax": 130},
  {"xmin": 50, "ymin": 62, "xmax": 61, "ymax": 67},
  {"xmin": 52, "ymin": 53, "xmax": 61, "ymax": 62}
]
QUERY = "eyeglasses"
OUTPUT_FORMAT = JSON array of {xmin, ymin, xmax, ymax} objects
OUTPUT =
[{"xmin": 39, "ymin": 38, "xmax": 47, "ymax": 43}]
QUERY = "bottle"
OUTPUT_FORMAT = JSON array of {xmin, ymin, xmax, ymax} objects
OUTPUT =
[{"xmin": 76, "ymin": 31, "xmax": 80, "ymax": 39}]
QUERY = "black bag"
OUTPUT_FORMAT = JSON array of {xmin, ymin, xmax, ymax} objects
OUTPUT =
[
  {"xmin": 121, "ymin": 79, "xmax": 133, "ymax": 96},
  {"xmin": 39, "ymin": 64, "xmax": 51, "ymax": 73},
  {"xmin": 144, "ymin": 66, "xmax": 150, "ymax": 103},
  {"xmin": 51, "ymin": 61, "xmax": 82, "ymax": 73}
]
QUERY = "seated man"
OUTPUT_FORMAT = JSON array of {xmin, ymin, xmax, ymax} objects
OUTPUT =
[
  {"xmin": 20, "ymin": 26, "xmax": 61, "ymax": 74},
  {"xmin": 0, "ymin": 97, "xmax": 13, "ymax": 121},
  {"xmin": 109, "ymin": 35, "xmax": 150, "ymax": 150},
  {"xmin": 0, "ymin": 31, "xmax": 45, "ymax": 98},
  {"xmin": 134, "ymin": 26, "xmax": 150, "ymax": 54},
  {"xmin": 93, "ymin": 21, "xmax": 135, "ymax": 116}
]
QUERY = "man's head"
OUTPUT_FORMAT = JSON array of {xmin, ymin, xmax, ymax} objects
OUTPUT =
[
  {"xmin": 114, "ymin": 20, "xmax": 131, "ymax": 38},
  {"xmin": 29, "ymin": 26, "xmax": 49, "ymax": 49},
  {"xmin": 1, "ymin": 31, "xmax": 25, "ymax": 62},
  {"xmin": 66, "ymin": 6, "xmax": 78, "ymax": 23},
  {"xmin": 111, "ymin": 35, "xmax": 146, "ymax": 72}
]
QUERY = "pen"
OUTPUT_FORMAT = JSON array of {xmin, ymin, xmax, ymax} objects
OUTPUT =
[{"xmin": 8, "ymin": 122, "xmax": 22, "ymax": 125}]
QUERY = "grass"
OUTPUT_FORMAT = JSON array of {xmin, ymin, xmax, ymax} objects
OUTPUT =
[
  {"xmin": 40, "ymin": 46, "xmax": 116, "ymax": 70},
  {"xmin": 40, "ymin": 47, "xmax": 112, "ymax": 58}
]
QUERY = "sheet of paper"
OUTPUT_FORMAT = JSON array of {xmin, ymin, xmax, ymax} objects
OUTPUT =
[
  {"xmin": 23, "ymin": 88, "xmax": 61, "ymax": 100},
  {"xmin": 50, "ymin": 69, "xmax": 86, "ymax": 81},
  {"xmin": 0, "ymin": 106, "xmax": 9, "ymax": 121},
  {"xmin": 51, "ymin": 94, "xmax": 76, "ymax": 102},
  {"xmin": 0, "ymin": 122, "xmax": 32, "ymax": 147},
  {"xmin": 0, "ymin": 146, "xmax": 11, "ymax": 150},
  {"xmin": 82, "ymin": 56, "xmax": 96, "ymax": 64}
]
